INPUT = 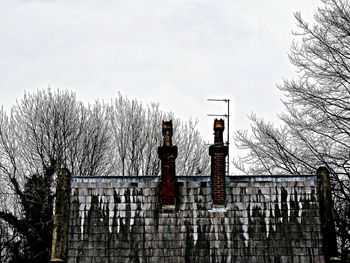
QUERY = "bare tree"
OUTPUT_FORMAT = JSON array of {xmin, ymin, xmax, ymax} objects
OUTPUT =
[
  {"xmin": 173, "ymin": 118, "xmax": 209, "ymax": 175},
  {"xmin": 0, "ymin": 89, "xmax": 111, "ymax": 262},
  {"xmin": 69, "ymin": 102, "xmax": 111, "ymax": 176},
  {"xmin": 233, "ymin": 114, "xmax": 316, "ymax": 175},
  {"xmin": 0, "ymin": 89, "xmax": 210, "ymax": 262},
  {"xmin": 108, "ymin": 93, "xmax": 156, "ymax": 175},
  {"xmin": 234, "ymin": 0, "xmax": 350, "ymax": 259},
  {"xmin": 11, "ymin": 89, "xmax": 111, "ymax": 176},
  {"xmin": 108, "ymin": 93, "xmax": 210, "ymax": 176}
]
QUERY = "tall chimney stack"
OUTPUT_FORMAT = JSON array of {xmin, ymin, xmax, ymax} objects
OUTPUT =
[
  {"xmin": 209, "ymin": 119, "xmax": 228, "ymax": 206},
  {"xmin": 51, "ymin": 168, "xmax": 71, "ymax": 262},
  {"xmin": 158, "ymin": 120, "xmax": 178, "ymax": 207}
]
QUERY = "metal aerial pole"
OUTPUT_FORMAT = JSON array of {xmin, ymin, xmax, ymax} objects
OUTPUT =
[{"xmin": 207, "ymin": 98, "xmax": 230, "ymax": 175}]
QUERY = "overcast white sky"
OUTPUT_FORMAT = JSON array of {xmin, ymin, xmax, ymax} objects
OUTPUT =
[{"xmin": 0, "ymin": 0, "xmax": 320, "ymax": 167}]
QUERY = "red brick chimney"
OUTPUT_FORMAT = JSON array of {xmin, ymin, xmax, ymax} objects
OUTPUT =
[
  {"xmin": 158, "ymin": 120, "xmax": 178, "ymax": 206},
  {"xmin": 209, "ymin": 119, "xmax": 228, "ymax": 206}
]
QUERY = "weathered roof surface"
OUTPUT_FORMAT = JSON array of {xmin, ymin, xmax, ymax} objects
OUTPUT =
[{"xmin": 67, "ymin": 175, "xmax": 325, "ymax": 263}]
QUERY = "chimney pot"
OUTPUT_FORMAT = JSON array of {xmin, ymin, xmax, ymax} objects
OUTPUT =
[
  {"xmin": 162, "ymin": 120, "xmax": 173, "ymax": 147},
  {"xmin": 213, "ymin": 119, "xmax": 225, "ymax": 144},
  {"xmin": 214, "ymin": 119, "xmax": 225, "ymax": 130}
]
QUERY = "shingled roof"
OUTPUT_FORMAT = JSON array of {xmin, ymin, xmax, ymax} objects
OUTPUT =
[
  {"xmin": 50, "ymin": 119, "xmax": 338, "ymax": 263},
  {"xmin": 66, "ymin": 175, "xmax": 324, "ymax": 263}
]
